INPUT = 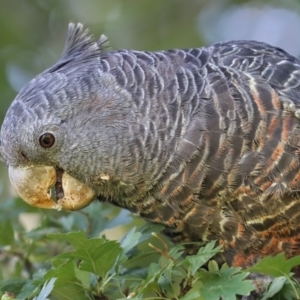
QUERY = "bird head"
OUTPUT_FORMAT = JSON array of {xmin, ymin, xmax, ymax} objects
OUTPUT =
[{"xmin": 0, "ymin": 23, "xmax": 135, "ymax": 211}]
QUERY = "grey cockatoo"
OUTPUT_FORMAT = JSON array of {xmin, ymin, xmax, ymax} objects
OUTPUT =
[{"xmin": 2, "ymin": 23, "xmax": 300, "ymax": 270}]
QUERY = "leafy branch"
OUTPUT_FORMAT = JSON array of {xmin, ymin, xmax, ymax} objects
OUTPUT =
[{"xmin": 1, "ymin": 200, "xmax": 300, "ymax": 299}]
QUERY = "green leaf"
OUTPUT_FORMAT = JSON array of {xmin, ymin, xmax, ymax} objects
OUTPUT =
[
  {"xmin": 117, "ymin": 298, "xmax": 143, "ymax": 300},
  {"xmin": 77, "ymin": 203, "xmax": 131, "ymax": 237},
  {"xmin": 200, "ymin": 267, "xmax": 254, "ymax": 300},
  {"xmin": 0, "ymin": 279, "xmax": 27, "ymax": 296},
  {"xmin": 187, "ymin": 241, "xmax": 222, "ymax": 275},
  {"xmin": 44, "ymin": 260, "xmax": 88, "ymax": 300},
  {"xmin": 74, "ymin": 269, "xmax": 92, "ymax": 289},
  {"xmin": 120, "ymin": 227, "xmax": 142, "ymax": 253},
  {"xmin": 50, "ymin": 253, "xmax": 76, "ymax": 268},
  {"xmin": 179, "ymin": 291, "xmax": 202, "ymax": 300},
  {"xmin": 48, "ymin": 231, "xmax": 122, "ymax": 277},
  {"xmin": 16, "ymin": 278, "xmax": 44, "ymax": 300},
  {"xmin": 261, "ymin": 277, "xmax": 286, "ymax": 300},
  {"xmin": 276, "ymin": 280, "xmax": 300, "ymax": 300},
  {"xmin": 248, "ymin": 253, "xmax": 300, "ymax": 277},
  {"xmin": 208, "ymin": 260, "xmax": 220, "ymax": 272},
  {"xmin": 104, "ymin": 208, "xmax": 132, "ymax": 230},
  {"xmin": 135, "ymin": 262, "xmax": 165, "ymax": 296},
  {"xmin": 0, "ymin": 220, "xmax": 14, "ymax": 245},
  {"xmin": 168, "ymin": 244, "xmax": 186, "ymax": 261}
]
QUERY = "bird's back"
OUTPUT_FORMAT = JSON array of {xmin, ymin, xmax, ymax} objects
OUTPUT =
[{"xmin": 97, "ymin": 40, "xmax": 300, "ymax": 267}]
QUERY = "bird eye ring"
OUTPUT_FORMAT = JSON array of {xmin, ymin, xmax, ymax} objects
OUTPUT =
[{"xmin": 39, "ymin": 133, "xmax": 55, "ymax": 148}]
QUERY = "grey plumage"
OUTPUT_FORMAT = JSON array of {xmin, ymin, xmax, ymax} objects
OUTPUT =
[{"xmin": 2, "ymin": 23, "xmax": 300, "ymax": 269}]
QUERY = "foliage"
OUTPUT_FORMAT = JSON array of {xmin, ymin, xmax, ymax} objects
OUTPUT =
[{"xmin": 0, "ymin": 197, "xmax": 300, "ymax": 300}]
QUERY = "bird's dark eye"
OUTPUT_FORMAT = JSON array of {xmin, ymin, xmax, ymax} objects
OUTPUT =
[{"xmin": 39, "ymin": 133, "xmax": 55, "ymax": 148}]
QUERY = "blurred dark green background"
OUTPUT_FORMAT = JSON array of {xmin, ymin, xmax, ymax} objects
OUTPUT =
[{"xmin": 1, "ymin": 0, "xmax": 300, "ymax": 207}]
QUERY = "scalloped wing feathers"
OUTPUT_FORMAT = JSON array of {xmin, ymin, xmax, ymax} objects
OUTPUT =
[{"xmin": 4, "ymin": 23, "xmax": 300, "ymax": 270}]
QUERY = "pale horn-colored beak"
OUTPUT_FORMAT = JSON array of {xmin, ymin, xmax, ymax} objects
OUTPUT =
[{"xmin": 8, "ymin": 165, "xmax": 96, "ymax": 211}]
